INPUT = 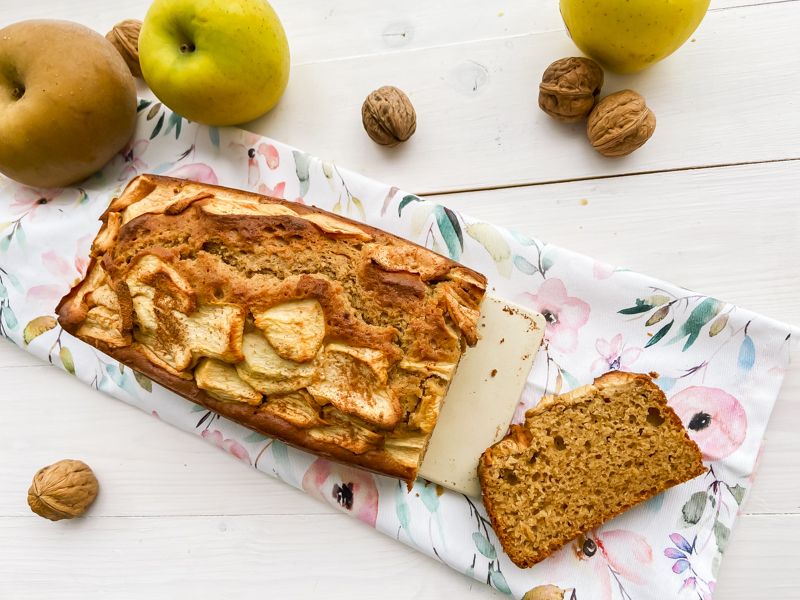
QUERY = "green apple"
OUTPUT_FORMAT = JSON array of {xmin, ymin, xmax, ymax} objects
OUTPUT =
[
  {"xmin": 0, "ymin": 20, "xmax": 137, "ymax": 188},
  {"xmin": 139, "ymin": 0, "xmax": 290, "ymax": 126},
  {"xmin": 560, "ymin": 0, "xmax": 711, "ymax": 74}
]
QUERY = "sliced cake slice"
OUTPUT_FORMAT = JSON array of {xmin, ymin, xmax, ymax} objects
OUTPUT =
[{"xmin": 478, "ymin": 371, "xmax": 706, "ymax": 569}]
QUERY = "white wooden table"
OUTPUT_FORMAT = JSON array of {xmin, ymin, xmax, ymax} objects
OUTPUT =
[{"xmin": 1, "ymin": 1, "xmax": 798, "ymax": 598}]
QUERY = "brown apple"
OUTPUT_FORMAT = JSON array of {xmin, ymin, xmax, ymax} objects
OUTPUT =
[{"xmin": 0, "ymin": 20, "xmax": 137, "ymax": 188}]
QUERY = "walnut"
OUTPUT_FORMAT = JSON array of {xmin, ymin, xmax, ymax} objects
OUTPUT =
[
  {"xmin": 28, "ymin": 460, "xmax": 99, "ymax": 521},
  {"xmin": 539, "ymin": 57, "xmax": 604, "ymax": 123},
  {"xmin": 106, "ymin": 19, "xmax": 143, "ymax": 78},
  {"xmin": 361, "ymin": 86, "xmax": 417, "ymax": 147},
  {"xmin": 586, "ymin": 90, "xmax": 656, "ymax": 157}
]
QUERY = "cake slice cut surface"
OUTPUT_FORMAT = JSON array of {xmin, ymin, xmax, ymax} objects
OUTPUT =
[{"xmin": 478, "ymin": 371, "xmax": 706, "ymax": 569}]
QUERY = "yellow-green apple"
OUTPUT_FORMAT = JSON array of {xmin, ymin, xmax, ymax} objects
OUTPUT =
[
  {"xmin": 139, "ymin": 0, "xmax": 290, "ymax": 126},
  {"xmin": 0, "ymin": 20, "xmax": 137, "ymax": 188},
  {"xmin": 560, "ymin": 0, "xmax": 711, "ymax": 73}
]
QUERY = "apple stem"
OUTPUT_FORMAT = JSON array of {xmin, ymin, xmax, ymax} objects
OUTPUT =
[
  {"xmin": 11, "ymin": 87, "xmax": 24, "ymax": 100},
  {"xmin": 180, "ymin": 43, "xmax": 195, "ymax": 54}
]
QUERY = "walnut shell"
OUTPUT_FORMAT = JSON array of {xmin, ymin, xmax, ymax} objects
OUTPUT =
[
  {"xmin": 106, "ymin": 19, "xmax": 143, "ymax": 78},
  {"xmin": 539, "ymin": 57, "xmax": 604, "ymax": 123},
  {"xmin": 28, "ymin": 459, "xmax": 99, "ymax": 521},
  {"xmin": 361, "ymin": 86, "xmax": 417, "ymax": 147},
  {"xmin": 586, "ymin": 90, "xmax": 656, "ymax": 157}
]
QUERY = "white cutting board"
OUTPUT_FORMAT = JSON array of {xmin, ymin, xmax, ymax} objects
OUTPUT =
[{"xmin": 418, "ymin": 294, "xmax": 546, "ymax": 497}]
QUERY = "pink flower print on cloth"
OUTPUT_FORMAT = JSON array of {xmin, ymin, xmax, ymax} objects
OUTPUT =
[
  {"xmin": 663, "ymin": 533, "xmax": 716, "ymax": 600},
  {"xmin": 165, "ymin": 163, "xmax": 219, "ymax": 185},
  {"xmin": 230, "ymin": 131, "xmax": 280, "ymax": 186},
  {"xmin": 669, "ymin": 387, "xmax": 747, "ymax": 462},
  {"xmin": 9, "ymin": 187, "xmax": 75, "ymax": 223},
  {"xmin": 115, "ymin": 139, "xmax": 149, "ymax": 181},
  {"xmin": 201, "ymin": 430, "xmax": 252, "ymax": 465},
  {"xmin": 258, "ymin": 182, "xmax": 286, "ymax": 199},
  {"xmin": 257, "ymin": 181, "xmax": 306, "ymax": 204},
  {"xmin": 302, "ymin": 458, "xmax": 379, "ymax": 527},
  {"xmin": 26, "ymin": 235, "xmax": 94, "ymax": 315},
  {"xmin": 591, "ymin": 334, "xmax": 643, "ymax": 373},
  {"xmin": 518, "ymin": 278, "xmax": 590, "ymax": 354},
  {"xmin": 592, "ymin": 260, "xmax": 617, "ymax": 280},
  {"xmin": 546, "ymin": 527, "xmax": 653, "ymax": 600}
]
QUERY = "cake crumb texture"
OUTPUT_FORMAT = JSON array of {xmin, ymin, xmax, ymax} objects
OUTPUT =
[{"xmin": 478, "ymin": 371, "xmax": 706, "ymax": 568}]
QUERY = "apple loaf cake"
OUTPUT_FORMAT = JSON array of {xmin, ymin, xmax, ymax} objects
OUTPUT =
[
  {"xmin": 57, "ymin": 174, "xmax": 487, "ymax": 481},
  {"xmin": 478, "ymin": 371, "xmax": 706, "ymax": 568}
]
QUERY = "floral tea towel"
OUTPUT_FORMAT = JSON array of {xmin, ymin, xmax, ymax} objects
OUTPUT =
[{"xmin": 0, "ymin": 101, "xmax": 796, "ymax": 600}]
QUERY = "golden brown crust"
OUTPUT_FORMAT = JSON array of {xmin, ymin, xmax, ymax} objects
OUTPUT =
[
  {"xmin": 58, "ymin": 174, "xmax": 487, "ymax": 481},
  {"xmin": 478, "ymin": 371, "xmax": 706, "ymax": 568},
  {"xmin": 164, "ymin": 191, "xmax": 215, "ymax": 215},
  {"xmin": 88, "ymin": 337, "xmax": 419, "ymax": 480},
  {"xmin": 526, "ymin": 372, "xmax": 698, "ymax": 440},
  {"xmin": 105, "ymin": 175, "xmax": 158, "ymax": 215},
  {"xmin": 114, "ymin": 280, "xmax": 133, "ymax": 332}
]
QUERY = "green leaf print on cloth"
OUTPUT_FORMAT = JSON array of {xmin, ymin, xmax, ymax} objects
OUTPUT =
[
  {"xmin": 293, "ymin": 150, "xmax": 312, "ymax": 198},
  {"xmin": 434, "ymin": 205, "xmax": 463, "ymax": 261},
  {"xmin": 623, "ymin": 292, "xmax": 726, "ymax": 352},
  {"xmin": 667, "ymin": 298, "xmax": 725, "ymax": 351},
  {"xmin": 22, "ymin": 316, "xmax": 57, "ymax": 345},
  {"xmin": 467, "ymin": 223, "xmax": 512, "ymax": 277}
]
